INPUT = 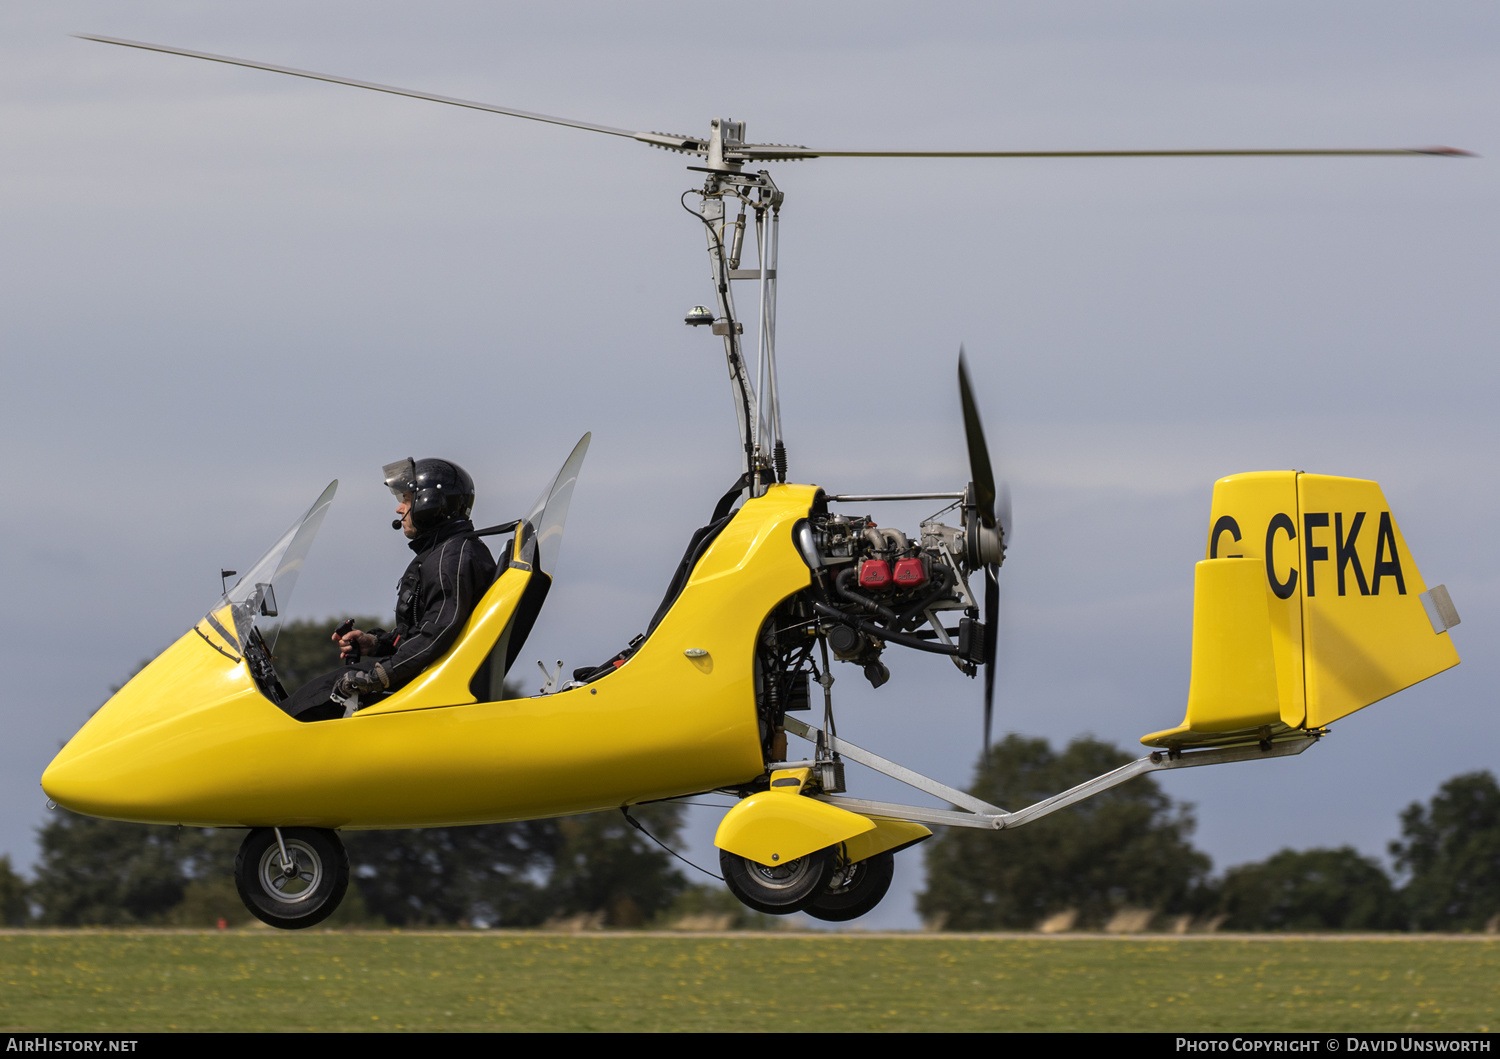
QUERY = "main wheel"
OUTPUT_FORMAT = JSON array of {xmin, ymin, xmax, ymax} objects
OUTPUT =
[
  {"xmin": 804, "ymin": 849, "xmax": 894, "ymax": 922},
  {"xmin": 234, "ymin": 827, "xmax": 349, "ymax": 930},
  {"xmin": 720, "ymin": 846, "xmax": 835, "ymax": 915}
]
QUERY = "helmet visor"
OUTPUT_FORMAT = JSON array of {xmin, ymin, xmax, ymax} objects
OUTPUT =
[{"xmin": 382, "ymin": 457, "xmax": 417, "ymax": 498}]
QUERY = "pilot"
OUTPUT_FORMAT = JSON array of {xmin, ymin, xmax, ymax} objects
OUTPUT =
[{"xmin": 283, "ymin": 458, "xmax": 498, "ymax": 721}]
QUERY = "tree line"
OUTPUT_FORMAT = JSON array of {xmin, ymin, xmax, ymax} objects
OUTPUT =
[{"xmin": 5, "ymin": 618, "xmax": 1496, "ymax": 930}]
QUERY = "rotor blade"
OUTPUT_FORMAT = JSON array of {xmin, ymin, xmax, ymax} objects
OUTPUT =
[
  {"xmin": 957, "ymin": 349, "xmax": 996, "ymax": 529},
  {"xmin": 739, "ymin": 146, "xmax": 1475, "ymax": 161},
  {"xmin": 983, "ymin": 566, "xmax": 999, "ymax": 761},
  {"xmin": 73, "ymin": 36, "xmax": 707, "ymax": 150},
  {"xmin": 77, "ymin": 39, "xmax": 1473, "ymax": 165}
]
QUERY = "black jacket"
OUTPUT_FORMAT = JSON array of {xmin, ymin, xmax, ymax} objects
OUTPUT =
[{"xmin": 369, "ymin": 518, "xmax": 497, "ymax": 690}]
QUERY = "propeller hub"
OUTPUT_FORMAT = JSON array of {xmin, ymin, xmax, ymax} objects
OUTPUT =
[{"xmin": 974, "ymin": 525, "xmax": 1006, "ymax": 568}]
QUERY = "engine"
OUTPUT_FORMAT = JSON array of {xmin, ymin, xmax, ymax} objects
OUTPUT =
[
  {"xmin": 754, "ymin": 500, "xmax": 996, "ymax": 772},
  {"xmin": 804, "ymin": 511, "xmax": 987, "ymax": 678}
]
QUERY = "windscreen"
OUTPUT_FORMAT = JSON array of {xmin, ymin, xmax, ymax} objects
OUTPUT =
[
  {"xmin": 208, "ymin": 480, "xmax": 337, "ymax": 654},
  {"xmin": 522, "ymin": 434, "xmax": 590, "ymax": 577}
]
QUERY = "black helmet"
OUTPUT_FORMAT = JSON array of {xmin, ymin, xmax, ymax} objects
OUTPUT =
[{"xmin": 382, "ymin": 457, "xmax": 476, "ymax": 532}]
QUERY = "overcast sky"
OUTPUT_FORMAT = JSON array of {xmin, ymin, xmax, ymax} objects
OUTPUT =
[{"xmin": 2, "ymin": 1, "xmax": 1496, "ymax": 929}]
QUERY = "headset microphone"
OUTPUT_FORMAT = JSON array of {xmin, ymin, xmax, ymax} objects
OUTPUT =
[{"xmin": 392, "ymin": 518, "xmax": 403, "ymax": 530}]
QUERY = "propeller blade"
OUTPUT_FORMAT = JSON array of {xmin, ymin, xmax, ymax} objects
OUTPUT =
[
  {"xmin": 996, "ymin": 480, "xmax": 1013, "ymax": 550},
  {"xmin": 983, "ymin": 565, "xmax": 999, "ymax": 761},
  {"xmin": 957, "ymin": 349, "xmax": 996, "ymax": 528},
  {"xmin": 957, "ymin": 351, "xmax": 1004, "ymax": 759}
]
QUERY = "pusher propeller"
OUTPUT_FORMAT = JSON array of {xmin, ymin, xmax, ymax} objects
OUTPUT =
[{"xmin": 958, "ymin": 351, "xmax": 1008, "ymax": 760}]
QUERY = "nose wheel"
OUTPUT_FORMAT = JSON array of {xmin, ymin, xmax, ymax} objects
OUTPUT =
[{"xmin": 234, "ymin": 827, "xmax": 349, "ymax": 929}]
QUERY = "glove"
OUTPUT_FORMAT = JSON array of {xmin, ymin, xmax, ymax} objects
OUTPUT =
[{"xmin": 333, "ymin": 665, "xmax": 389, "ymax": 699}]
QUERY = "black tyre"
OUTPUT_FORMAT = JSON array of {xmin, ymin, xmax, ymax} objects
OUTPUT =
[
  {"xmin": 805, "ymin": 849, "xmax": 894, "ymax": 922},
  {"xmin": 234, "ymin": 827, "xmax": 349, "ymax": 930},
  {"xmin": 720, "ymin": 845, "xmax": 836, "ymax": 915}
]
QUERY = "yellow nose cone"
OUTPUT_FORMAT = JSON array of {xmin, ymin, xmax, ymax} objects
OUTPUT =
[{"xmin": 41, "ymin": 628, "xmax": 272, "ymax": 824}]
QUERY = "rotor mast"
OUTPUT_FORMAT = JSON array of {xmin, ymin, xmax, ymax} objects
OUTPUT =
[{"xmin": 690, "ymin": 118, "xmax": 787, "ymax": 492}]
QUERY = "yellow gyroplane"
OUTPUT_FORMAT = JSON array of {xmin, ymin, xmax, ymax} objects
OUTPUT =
[{"xmin": 42, "ymin": 36, "xmax": 1467, "ymax": 928}]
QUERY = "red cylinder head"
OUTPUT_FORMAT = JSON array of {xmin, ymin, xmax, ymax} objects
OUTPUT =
[
  {"xmin": 892, "ymin": 556, "xmax": 928, "ymax": 588},
  {"xmin": 859, "ymin": 558, "xmax": 892, "ymax": 590}
]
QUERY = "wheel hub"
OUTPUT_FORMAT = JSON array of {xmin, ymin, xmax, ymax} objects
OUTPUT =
[
  {"xmin": 751, "ymin": 856, "xmax": 812, "ymax": 889},
  {"xmin": 257, "ymin": 840, "xmax": 323, "ymax": 904}
]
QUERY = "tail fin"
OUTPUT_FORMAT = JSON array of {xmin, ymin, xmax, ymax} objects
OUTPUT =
[{"xmin": 1142, "ymin": 471, "xmax": 1459, "ymax": 749}]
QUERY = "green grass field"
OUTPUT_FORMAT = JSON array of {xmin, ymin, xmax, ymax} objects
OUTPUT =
[{"xmin": 1, "ymin": 931, "xmax": 1495, "ymax": 1033}]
